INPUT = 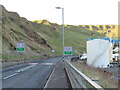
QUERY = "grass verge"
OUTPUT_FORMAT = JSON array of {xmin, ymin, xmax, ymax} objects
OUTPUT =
[
  {"xmin": 1, "ymin": 53, "xmax": 50, "ymax": 62},
  {"xmin": 72, "ymin": 61, "xmax": 118, "ymax": 88}
]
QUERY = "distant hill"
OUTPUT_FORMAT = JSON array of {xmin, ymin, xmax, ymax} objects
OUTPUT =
[
  {"xmin": 78, "ymin": 25, "xmax": 119, "ymax": 38},
  {"xmin": 32, "ymin": 21, "xmax": 119, "ymax": 38},
  {"xmin": 1, "ymin": 5, "xmax": 105, "ymax": 60}
]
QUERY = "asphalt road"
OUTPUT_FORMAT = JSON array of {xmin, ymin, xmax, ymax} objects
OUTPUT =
[{"xmin": 2, "ymin": 57, "xmax": 62, "ymax": 89}]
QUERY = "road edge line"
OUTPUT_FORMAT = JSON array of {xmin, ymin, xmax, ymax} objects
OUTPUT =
[{"xmin": 43, "ymin": 62, "xmax": 58, "ymax": 89}]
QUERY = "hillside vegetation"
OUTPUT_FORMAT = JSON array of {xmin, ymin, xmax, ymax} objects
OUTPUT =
[
  {"xmin": 1, "ymin": 5, "xmax": 108, "ymax": 60},
  {"xmin": 33, "ymin": 20, "xmax": 119, "ymax": 39}
]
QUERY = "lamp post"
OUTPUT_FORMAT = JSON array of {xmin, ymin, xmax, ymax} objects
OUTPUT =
[{"xmin": 55, "ymin": 7, "xmax": 64, "ymax": 59}]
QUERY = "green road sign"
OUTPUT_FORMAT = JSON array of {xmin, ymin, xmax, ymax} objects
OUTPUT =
[
  {"xmin": 16, "ymin": 42, "xmax": 25, "ymax": 52},
  {"xmin": 64, "ymin": 47, "xmax": 72, "ymax": 55},
  {"xmin": 64, "ymin": 51, "xmax": 72, "ymax": 55},
  {"xmin": 16, "ymin": 48, "xmax": 25, "ymax": 52}
]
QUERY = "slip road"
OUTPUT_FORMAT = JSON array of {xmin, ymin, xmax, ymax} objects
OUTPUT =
[{"xmin": 2, "ymin": 57, "xmax": 62, "ymax": 88}]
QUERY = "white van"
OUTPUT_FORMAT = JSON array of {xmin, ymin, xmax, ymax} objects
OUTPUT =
[{"xmin": 80, "ymin": 53, "xmax": 87, "ymax": 60}]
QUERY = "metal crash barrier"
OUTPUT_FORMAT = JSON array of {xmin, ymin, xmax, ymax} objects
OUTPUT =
[{"xmin": 64, "ymin": 57, "xmax": 104, "ymax": 89}]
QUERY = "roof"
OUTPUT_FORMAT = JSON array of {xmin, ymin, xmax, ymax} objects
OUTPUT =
[{"xmin": 87, "ymin": 38, "xmax": 120, "ymax": 43}]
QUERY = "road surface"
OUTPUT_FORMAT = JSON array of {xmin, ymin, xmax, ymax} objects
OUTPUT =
[
  {"xmin": 44, "ymin": 60, "xmax": 71, "ymax": 88},
  {"xmin": 2, "ymin": 57, "xmax": 62, "ymax": 89}
]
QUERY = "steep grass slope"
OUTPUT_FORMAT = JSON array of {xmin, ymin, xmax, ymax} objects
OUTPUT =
[
  {"xmin": 32, "ymin": 21, "xmax": 104, "ymax": 55},
  {"xmin": 1, "ymin": 5, "xmax": 104, "ymax": 60},
  {"xmin": 2, "ymin": 6, "xmax": 52, "ymax": 60}
]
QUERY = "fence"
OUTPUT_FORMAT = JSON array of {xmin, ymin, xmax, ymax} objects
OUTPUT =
[{"xmin": 64, "ymin": 57, "xmax": 104, "ymax": 89}]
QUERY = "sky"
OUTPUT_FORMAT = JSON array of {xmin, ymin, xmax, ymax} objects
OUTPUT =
[{"xmin": 0, "ymin": 0, "xmax": 120, "ymax": 25}]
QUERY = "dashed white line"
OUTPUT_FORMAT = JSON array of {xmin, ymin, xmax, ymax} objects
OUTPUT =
[
  {"xmin": 3, "ymin": 73, "xmax": 18, "ymax": 80},
  {"xmin": 3, "ymin": 64, "xmax": 38, "ymax": 80},
  {"xmin": 40, "ymin": 63, "xmax": 55, "ymax": 65},
  {"xmin": 15, "ymin": 64, "xmax": 37, "ymax": 73},
  {"xmin": 3, "ymin": 62, "xmax": 56, "ymax": 80}
]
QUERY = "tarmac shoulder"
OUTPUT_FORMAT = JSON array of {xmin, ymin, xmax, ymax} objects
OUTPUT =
[{"xmin": 44, "ymin": 60, "xmax": 71, "ymax": 88}]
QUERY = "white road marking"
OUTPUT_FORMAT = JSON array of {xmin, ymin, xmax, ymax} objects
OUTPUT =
[
  {"xmin": 2, "ymin": 64, "xmax": 26, "ymax": 72},
  {"xmin": 3, "ymin": 62, "xmax": 56, "ymax": 80},
  {"xmin": 40, "ymin": 63, "xmax": 56, "ymax": 65},
  {"xmin": 44, "ymin": 63, "xmax": 57, "ymax": 89},
  {"xmin": 3, "ymin": 73, "xmax": 18, "ymax": 80},
  {"xmin": 28, "ymin": 63, "xmax": 38, "ymax": 65},
  {"xmin": 3, "ymin": 64, "xmax": 38, "ymax": 80},
  {"xmin": 15, "ymin": 64, "xmax": 37, "ymax": 73}
]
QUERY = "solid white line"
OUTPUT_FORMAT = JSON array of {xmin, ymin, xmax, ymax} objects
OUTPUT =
[
  {"xmin": 43, "ymin": 63, "xmax": 57, "ymax": 89},
  {"xmin": 3, "ymin": 73, "xmax": 18, "ymax": 80}
]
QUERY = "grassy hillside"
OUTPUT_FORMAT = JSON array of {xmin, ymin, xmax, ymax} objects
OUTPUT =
[
  {"xmin": 1, "ymin": 5, "xmax": 105, "ymax": 60},
  {"xmin": 2, "ymin": 6, "xmax": 52, "ymax": 60},
  {"xmin": 32, "ymin": 21, "xmax": 119, "ymax": 39},
  {"xmin": 31, "ymin": 21, "xmax": 104, "ymax": 55}
]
